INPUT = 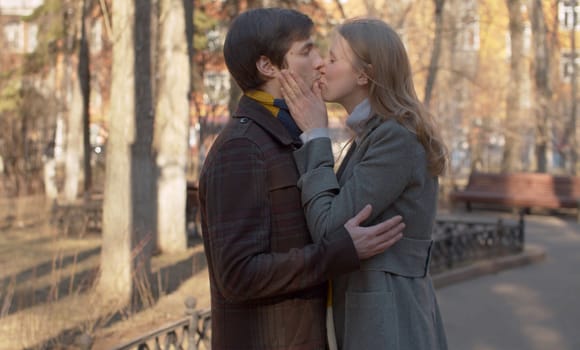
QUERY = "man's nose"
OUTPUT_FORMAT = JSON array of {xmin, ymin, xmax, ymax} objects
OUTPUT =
[{"xmin": 313, "ymin": 50, "xmax": 324, "ymax": 69}]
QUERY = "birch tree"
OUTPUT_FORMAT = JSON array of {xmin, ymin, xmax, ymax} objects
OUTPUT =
[
  {"xmin": 63, "ymin": 0, "xmax": 88, "ymax": 202},
  {"xmin": 98, "ymin": 0, "xmax": 156, "ymax": 306},
  {"xmin": 154, "ymin": 0, "xmax": 190, "ymax": 253}
]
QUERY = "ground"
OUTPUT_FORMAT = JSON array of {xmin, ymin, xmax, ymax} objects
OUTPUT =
[
  {"xmin": 2, "ymin": 196, "xmax": 575, "ymax": 349},
  {"xmin": 0, "ymin": 196, "xmax": 211, "ymax": 350}
]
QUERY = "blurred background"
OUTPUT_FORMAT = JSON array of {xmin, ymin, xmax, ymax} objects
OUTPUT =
[
  {"xmin": 0, "ymin": 1, "xmax": 579, "ymax": 348},
  {"xmin": 0, "ymin": 0, "xmax": 578, "ymax": 199}
]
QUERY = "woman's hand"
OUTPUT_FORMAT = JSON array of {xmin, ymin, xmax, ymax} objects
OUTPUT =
[{"xmin": 279, "ymin": 70, "xmax": 328, "ymax": 132}]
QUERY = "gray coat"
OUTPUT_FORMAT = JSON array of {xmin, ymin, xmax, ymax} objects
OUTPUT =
[{"xmin": 294, "ymin": 116, "xmax": 448, "ymax": 350}]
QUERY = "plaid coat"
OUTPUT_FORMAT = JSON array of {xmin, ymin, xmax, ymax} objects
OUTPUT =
[{"xmin": 199, "ymin": 96, "xmax": 359, "ymax": 350}]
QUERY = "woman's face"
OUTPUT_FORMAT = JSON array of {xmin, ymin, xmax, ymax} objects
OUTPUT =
[{"xmin": 319, "ymin": 34, "xmax": 367, "ymax": 106}]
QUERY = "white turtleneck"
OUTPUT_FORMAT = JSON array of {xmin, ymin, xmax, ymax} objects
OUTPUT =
[{"xmin": 299, "ymin": 99, "xmax": 372, "ymax": 144}]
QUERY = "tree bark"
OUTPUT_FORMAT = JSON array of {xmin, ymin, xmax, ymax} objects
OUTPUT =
[
  {"xmin": 63, "ymin": 0, "xmax": 84, "ymax": 203},
  {"xmin": 80, "ymin": 0, "xmax": 92, "ymax": 195},
  {"xmin": 98, "ymin": 0, "xmax": 155, "ymax": 307},
  {"xmin": 530, "ymin": 0, "xmax": 552, "ymax": 173},
  {"xmin": 570, "ymin": 0, "xmax": 578, "ymax": 174},
  {"xmin": 423, "ymin": 0, "xmax": 446, "ymax": 109},
  {"xmin": 154, "ymin": 0, "xmax": 190, "ymax": 253},
  {"xmin": 501, "ymin": 0, "xmax": 525, "ymax": 172}
]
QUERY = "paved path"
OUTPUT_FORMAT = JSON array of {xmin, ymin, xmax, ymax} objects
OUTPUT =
[{"xmin": 436, "ymin": 213, "xmax": 580, "ymax": 350}]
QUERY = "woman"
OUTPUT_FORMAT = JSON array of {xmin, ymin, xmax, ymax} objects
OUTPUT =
[{"xmin": 280, "ymin": 18, "xmax": 449, "ymax": 349}]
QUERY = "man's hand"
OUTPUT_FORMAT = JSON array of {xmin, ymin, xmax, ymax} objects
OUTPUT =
[{"xmin": 345, "ymin": 204, "xmax": 404, "ymax": 260}]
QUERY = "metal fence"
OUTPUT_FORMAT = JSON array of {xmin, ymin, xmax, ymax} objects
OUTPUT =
[
  {"xmin": 110, "ymin": 297, "xmax": 211, "ymax": 350},
  {"xmin": 101, "ymin": 213, "xmax": 524, "ymax": 350},
  {"xmin": 430, "ymin": 214, "xmax": 525, "ymax": 274}
]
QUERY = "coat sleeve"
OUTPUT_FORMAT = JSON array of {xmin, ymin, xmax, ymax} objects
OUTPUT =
[
  {"xmin": 293, "ymin": 122, "xmax": 421, "ymax": 243},
  {"xmin": 200, "ymin": 137, "xmax": 359, "ymax": 303}
]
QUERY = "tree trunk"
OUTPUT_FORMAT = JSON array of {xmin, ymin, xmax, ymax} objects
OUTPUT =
[
  {"xmin": 501, "ymin": 0, "xmax": 525, "ymax": 172},
  {"xmin": 530, "ymin": 0, "xmax": 552, "ymax": 173},
  {"xmin": 570, "ymin": 0, "xmax": 578, "ymax": 174},
  {"xmin": 63, "ymin": 1, "xmax": 84, "ymax": 203},
  {"xmin": 98, "ymin": 0, "xmax": 155, "ymax": 307},
  {"xmin": 423, "ymin": 0, "xmax": 446, "ymax": 109},
  {"xmin": 80, "ymin": 0, "xmax": 92, "ymax": 196},
  {"xmin": 154, "ymin": 0, "xmax": 190, "ymax": 253},
  {"xmin": 385, "ymin": 1, "xmax": 414, "ymax": 29}
]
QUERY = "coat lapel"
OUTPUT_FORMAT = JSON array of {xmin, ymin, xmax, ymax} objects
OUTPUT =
[
  {"xmin": 233, "ymin": 96, "xmax": 302, "ymax": 148},
  {"xmin": 337, "ymin": 115, "xmax": 383, "ymax": 182}
]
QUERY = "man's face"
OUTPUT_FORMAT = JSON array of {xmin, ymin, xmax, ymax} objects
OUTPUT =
[{"xmin": 283, "ymin": 37, "xmax": 323, "ymax": 89}]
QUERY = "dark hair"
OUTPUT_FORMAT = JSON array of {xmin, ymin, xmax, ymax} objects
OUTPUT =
[{"xmin": 223, "ymin": 8, "xmax": 313, "ymax": 92}]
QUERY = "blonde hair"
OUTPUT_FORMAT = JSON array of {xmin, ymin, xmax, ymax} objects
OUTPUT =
[{"xmin": 337, "ymin": 18, "xmax": 448, "ymax": 176}]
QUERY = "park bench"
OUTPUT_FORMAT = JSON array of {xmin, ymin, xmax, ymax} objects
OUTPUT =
[
  {"xmin": 49, "ymin": 184, "xmax": 200, "ymax": 237},
  {"xmin": 50, "ymin": 196, "xmax": 103, "ymax": 236},
  {"xmin": 449, "ymin": 172, "xmax": 580, "ymax": 220}
]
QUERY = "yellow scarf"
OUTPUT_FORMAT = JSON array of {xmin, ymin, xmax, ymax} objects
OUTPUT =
[{"xmin": 245, "ymin": 90, "xmax": 280, "ymax": 116}]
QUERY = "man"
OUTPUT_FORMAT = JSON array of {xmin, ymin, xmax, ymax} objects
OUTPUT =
[{"xmin": 199, "ymin": 8, "xmax": 404, "ymax": 350}]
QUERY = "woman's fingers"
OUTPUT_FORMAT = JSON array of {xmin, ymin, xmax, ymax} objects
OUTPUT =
[
  {"xmin": 280, "ymin": 71, "xmax": 298, "ymax": 99},
  {"xmin": 278, "ymin": 69, "xmax": 328, "ymax": 131},
  {"xmin": 279, "ymin": 73, "xmax": 296, "ymax": 100},
  {"xmin": 287, "ymin": 70, "xmax": 310, "ymax": 96}
]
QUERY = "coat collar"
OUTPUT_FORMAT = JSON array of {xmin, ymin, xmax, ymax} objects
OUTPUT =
[
  {"xmin": 233, "ymin": 95, "xmax": 300, "ymax": 147},
  {"xmin": 357, "ymin": 114, "xmax": 384, "ymax": 144}
]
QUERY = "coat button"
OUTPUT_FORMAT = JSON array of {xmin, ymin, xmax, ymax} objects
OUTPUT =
[{"xmin": 239, "ymin": 117, "xmax": 248, "ymax": 124}]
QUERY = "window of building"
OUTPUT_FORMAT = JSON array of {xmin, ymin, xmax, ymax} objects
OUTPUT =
[
  {"xmin": 26, "ymin": 23, "xmax": 38, "ymax": 53},
  {"xmin": 3, "ymin": 22, "xmax": 22, "ymax": 51},
  {"xmin": 558, "ymin": 1, "xmax": 580, "ymax": 30},
  {"xmin": 207, "ymin": 29, "xmax": 222, "ymax": 52},
  {"xmin": 561, "ymin": 50, "xmax": 579, "ymax": 82},
  {"xmin": 458, "ymin": 13, "xmax": 480, "ymax": 51},
  {"xmin": 203, "ymin": 71, "xmax": 230, "ymax": 106}
]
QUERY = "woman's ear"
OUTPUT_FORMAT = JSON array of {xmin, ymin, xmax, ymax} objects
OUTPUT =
[
  {"xmin": 356, "ymin": 72, "xmax": 369, "ymax": 86},
  {"xmin": 356, "ymin": 64, "xmax": 372, "ymax": 86},
  {"xmin": 256, "ymin": 56, "xmax": 279, "ymax": 79}
]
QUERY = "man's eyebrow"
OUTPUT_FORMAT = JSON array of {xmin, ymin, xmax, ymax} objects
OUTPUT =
[{"xmin": 300, "ymin": 41, "xmax": 314, "ymax": 51}]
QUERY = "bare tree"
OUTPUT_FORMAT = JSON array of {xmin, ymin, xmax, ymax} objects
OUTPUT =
[
  {"xmin": 530, "ymin": 0, "xmax": 553, "ymax": 172},
  {"xmin": 502, "ymin": 0, "xmax": 526, "ymax": 172},
  {"xmin": 63, "ymin": 0, "xmax": 86, "ymax": 202},
  {"xmin": 80, "ymin": 0, "xmax": 92, "ymax": 195},
  {"xmin": 569, "ymin": 0, "xmax": 578, "ymax": 174},
  {"xmin": 424, "ymin": 0, "xmax": 446, "ymax": 109},
  {"xmin": 98, "ymin": 0, "xmax": 156, "ymax": 306},
  {"xmin": 154, "ymin": 0, "xmax": 190, "ymax": 253}
]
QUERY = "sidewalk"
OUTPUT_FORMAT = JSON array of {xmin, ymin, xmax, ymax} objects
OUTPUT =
[{"xmin": 436, "ymin": 213, "xmax": 580, "ymax": 350}]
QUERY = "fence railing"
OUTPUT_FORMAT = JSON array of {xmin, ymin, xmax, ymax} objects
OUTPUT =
[
  {"xmin": 70, "ymin": 213, "xmax": 524, "ymax": 350},
  {"xmin": 430, "ymin": 214, "xmax": 525, "ymax": 274},
  {"xmin": 108, "ymin": 297, "xmax": 211, "ymax": 350}
]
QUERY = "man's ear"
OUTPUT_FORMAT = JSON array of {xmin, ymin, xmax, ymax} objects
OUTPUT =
[{"xmin": 256, "ymin": 55, "xmax": 279, "ymax": 79}]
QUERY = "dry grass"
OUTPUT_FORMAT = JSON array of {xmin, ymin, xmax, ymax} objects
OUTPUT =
[{"xmin": 0, "ymin": 196, "xmax": 210, "ymax": 350}]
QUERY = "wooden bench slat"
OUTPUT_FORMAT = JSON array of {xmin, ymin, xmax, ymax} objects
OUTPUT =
[{"xmin": 450, "ymin": 172, "xmax": 580, "ymax": 219}]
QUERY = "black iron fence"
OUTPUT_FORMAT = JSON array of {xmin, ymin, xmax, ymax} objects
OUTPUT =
[
  {"xmin": 100, "ymin": 213, "xmax": 524, "ymax": 350},
  {"xmin": 109, "ymin": 297, "xmax": 211, "ymax": 350},
  {"xmin": 430, "ymin": 213, "xmax": 525, "ymax": 274}
]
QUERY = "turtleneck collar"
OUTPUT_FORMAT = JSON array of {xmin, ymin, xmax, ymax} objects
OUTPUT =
[{"xmin": 346, "ymin": 98, "xmax": 372, "ymax": 137}]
